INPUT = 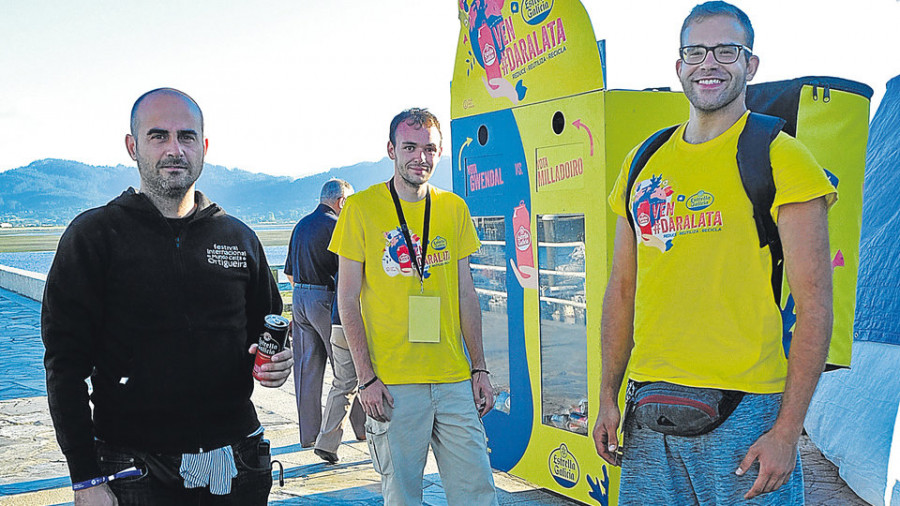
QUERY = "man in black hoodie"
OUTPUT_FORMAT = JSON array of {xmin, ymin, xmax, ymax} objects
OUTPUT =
[{"xmin": 42, "ymin": 88, "xmax": 293, "ymax": 505}]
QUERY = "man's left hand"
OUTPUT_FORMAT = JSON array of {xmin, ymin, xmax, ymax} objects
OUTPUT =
[
  {"xmin": 471, "ymin": 371, "xmax": 494, "ymax": 417},
  {"xmin": 737, "ymin": 429, "xmax": 799, "ymax": 499},
  {"xmin": 248, "ymin": 344, "xmax": 293, "ymax": 388}
]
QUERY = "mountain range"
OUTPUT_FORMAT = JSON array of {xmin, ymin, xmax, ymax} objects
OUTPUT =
[{"xmin": 0, "ymin": 157, "xmax": 451, "ymax": 225}]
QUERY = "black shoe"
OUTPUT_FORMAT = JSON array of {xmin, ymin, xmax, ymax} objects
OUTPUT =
[{"xmin": 314, "ymin": 448, "xmax": 339, "ymax": 464}]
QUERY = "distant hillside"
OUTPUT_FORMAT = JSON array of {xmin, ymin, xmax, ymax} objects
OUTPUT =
[{"xmin": 0, "ymin": 157, "xmax": 451, "ymax": 225}]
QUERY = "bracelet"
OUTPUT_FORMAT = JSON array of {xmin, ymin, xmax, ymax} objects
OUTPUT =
[
  {"xmin": 72, "ymin": 467, "xmax": 142, "ymax": 491},
  {"xmin": 359, "ymin": 376, "xmax": 378, "ymax": 391},
  {"xmin": 471, "ymin": 368, "xmax": 490, "ymax": 376}
]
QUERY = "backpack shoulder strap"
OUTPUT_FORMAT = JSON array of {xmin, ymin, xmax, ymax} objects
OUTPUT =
[
  {"xmin": 625, "ymin": 125, "xmax": 679, "ymax": 232},
  {"xmin": 737, "ymin": 112, "xmax": 787, "ymax": 304}
]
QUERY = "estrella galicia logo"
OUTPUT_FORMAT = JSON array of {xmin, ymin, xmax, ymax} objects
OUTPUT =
[
  {"xmin": 548, "ymin": 443, "xmax": 580, "ymax": 488},
  {"xmin": 521, "ymin": 0, "xmax": 554, "ymax": 25},
  {"xmin": 686, "ymin": 190, "xmax": 714, "ymax": 211},
  {"xmin": 431, "ymin": 236, "xmax": 448, "ymax": 251}
]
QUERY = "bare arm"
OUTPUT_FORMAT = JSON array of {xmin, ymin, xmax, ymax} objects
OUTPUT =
[
  {"xmin": 772, "ymin": 198, "xmax": 833, "ymax": 437},
  {"xmin": 458, "ymin": 256, "xmax": 493, "ymax": 416},
  {"xmin": 337, "ymin": 256, "xmax": 393, "ymax": 421},
  {"xmin": 593, "ymin": 217, "xmax": 637, "ymax": 465},
  {"xmin": 741, "ymin": 197, "xmax": 832, "ymax": 499}
]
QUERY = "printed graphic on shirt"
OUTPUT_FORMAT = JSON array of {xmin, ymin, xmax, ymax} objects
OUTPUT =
[
  {"xmin": 631, "ymin": 174, "xmax": 724, "ymax": 252},
  {"xmin": 383, "ymin": 228, "xmax": 430, "ymax": 278},
  {"xmin": 207, "ymin": 244, "xmax": 248, "ymax": 269},
  {"xmin": 425, "ymin": 235, "xmax": 453, "ymax": 269}
]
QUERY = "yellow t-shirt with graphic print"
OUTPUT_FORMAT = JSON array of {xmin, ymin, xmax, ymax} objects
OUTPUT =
[
  {"xmin": 608, "ymin": 111, "xmax": 837, "ymax": 393},
  {"xmin": 329, "ymin": 182, "xmax": 481, "ymax": 385}
]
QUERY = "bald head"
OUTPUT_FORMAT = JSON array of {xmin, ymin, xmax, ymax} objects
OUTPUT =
[
  {"xmin": 125, "ymin": 88, "xmax": 207, "ymax": 209},
  {"xmin": 130, "ymin": 88, "xmax": 204, "ymax": 137}
]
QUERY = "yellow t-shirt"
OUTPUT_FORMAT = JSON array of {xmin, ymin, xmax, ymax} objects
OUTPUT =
[
  {"xmin": 329, "ymin": 183, "xmax": 481, "ymax": 384},
  {"xmin": 608, "ymin": 112, "xmax": 837, "ymax": 393}
]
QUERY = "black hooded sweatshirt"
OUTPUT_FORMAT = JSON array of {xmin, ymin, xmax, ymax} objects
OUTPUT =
[{"xmin": 42, "ymin": 188, "xmax": 282, "ymax": 482}]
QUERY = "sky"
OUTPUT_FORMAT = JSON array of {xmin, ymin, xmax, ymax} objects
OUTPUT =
[{"xmin": 2, "ymin": 0, "xmax": 899, "ymax": 179}]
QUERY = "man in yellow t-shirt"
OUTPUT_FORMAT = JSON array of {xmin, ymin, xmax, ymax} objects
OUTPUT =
[
  {"xmin": 330, "ymin": 108, "xmax": 498, "ymax": 505},
  {"xmin": 592, "ymin": 3, "xmax": 836, "ymax": 504}
]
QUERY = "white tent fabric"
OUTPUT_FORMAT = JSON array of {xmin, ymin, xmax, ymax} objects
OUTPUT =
[
  {"xmin": 806, "ymin": 74, "xmax": 900, "ymax": 506},
  {"xmin": 806, "ymin": 342, "xmax": 900, "ymax": 505}
]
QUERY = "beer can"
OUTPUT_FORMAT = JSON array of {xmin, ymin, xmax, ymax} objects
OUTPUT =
[{"xmin": 253, "ymin": 314, "xmax": 290, "ymax": 380}]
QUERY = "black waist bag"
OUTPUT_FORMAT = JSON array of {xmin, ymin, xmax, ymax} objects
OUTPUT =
[{"xmin": 631, "ymin": 381, "xmax": 745, "ymax": 437}]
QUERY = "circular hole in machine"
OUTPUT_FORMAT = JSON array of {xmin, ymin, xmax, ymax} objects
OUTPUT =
[
  {"xmin": 552, "ymin": 111, "xmax": 565, "ymax": 135},
  {"xmin": 477, "ymin": 125, "xmax": 489, "ymax": 146}
]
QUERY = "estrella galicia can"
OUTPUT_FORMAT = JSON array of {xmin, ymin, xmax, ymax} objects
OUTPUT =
[{"xmin": 252, "ymin": 314, "xmax": 290, "ymax": 380}]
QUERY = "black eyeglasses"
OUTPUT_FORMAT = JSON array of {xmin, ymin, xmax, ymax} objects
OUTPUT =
[{"xmin": 679, "ymin": 44, "xmax": 751, "ymax": 65}]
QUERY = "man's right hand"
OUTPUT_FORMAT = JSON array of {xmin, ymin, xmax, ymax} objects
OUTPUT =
[
  {"xmin": 592, "ymin": 397, "xmax": 622, "ymax": 466},
  {"xmin": 359, "ymin": 379, "xmax": 393, "ymax": 422},
  {"xmin": 75, "ymin": 483, "xmax": 118, "ymax": 505}
]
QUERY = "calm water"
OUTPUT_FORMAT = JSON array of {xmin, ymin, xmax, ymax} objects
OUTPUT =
[
  {"xmin": 0, "ymin": 251, "xmax": 57, "ymax": 274},
  {"xmin": 0, "ymin": 245, "xmax": 291, "ymax": 282}
]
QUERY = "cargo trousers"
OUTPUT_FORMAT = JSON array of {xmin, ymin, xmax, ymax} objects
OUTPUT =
[
  {"xmin": 365, "ymin": 380, "xmax": 499, "ymax": 506},
  {"xmin": 314, "ymin": 325, "xmax": 366, "ymax": 453}
]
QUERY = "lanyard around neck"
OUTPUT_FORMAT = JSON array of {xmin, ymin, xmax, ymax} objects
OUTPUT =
[{"xmin": 388, "ymin": 178, "xmax": 431, "ymax": 287}]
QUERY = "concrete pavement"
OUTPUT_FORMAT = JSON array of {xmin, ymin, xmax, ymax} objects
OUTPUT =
[{"xmin": 0, "ymin": 286, "xmax": 869, "ymax": 505}]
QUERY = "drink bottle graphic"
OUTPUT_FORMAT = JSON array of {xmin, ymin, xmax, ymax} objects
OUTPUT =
[
  {"xmin": 397, "ymin": 243, "xmax": 412, "ymax": 274},
  {"xmin": 512, "ymin": 201, "xmax": 534, "ymax": 277},
  {"xmin": 477, "ymin": 22, "xmax": 501, "ymax": 87},
  {"xmin": 636, "ymin": 200, "xmax": 653, "ymax": 236}
]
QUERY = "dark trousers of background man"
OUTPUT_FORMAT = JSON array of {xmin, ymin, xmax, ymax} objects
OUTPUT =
[{"xmin": 291, "ymin": 284, "xmax": 335, "ymax": 447}]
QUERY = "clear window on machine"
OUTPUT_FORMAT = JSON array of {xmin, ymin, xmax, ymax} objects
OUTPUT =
[
  {"xmin": 537, "ymin": 214, "xmax": 587, "ymax": 434},
  {"xmin": 469, "ymin": 216, "xmax": 511, "ymax": 414}
]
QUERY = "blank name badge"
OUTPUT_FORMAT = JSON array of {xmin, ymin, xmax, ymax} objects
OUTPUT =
[{"xmin": 408, "ymin": 295, "xmax": 440, "ymax": 343}]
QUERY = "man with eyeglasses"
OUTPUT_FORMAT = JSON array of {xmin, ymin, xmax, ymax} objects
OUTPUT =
[{"xmin": 593, "ymin": 2, "xmax": 836, "ymax": 504}]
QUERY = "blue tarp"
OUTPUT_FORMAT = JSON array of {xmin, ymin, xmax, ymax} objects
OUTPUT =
[
  {"xmin": 806, "ymin": 74, "xmax": 900, "ymax": 506},
  {"xmin": 855, "ymin": 75, "xmax": 900, "ymax": 346}
]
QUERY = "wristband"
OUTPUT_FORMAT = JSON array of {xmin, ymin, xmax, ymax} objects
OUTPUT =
[
  {"xmin": 72, "ymin": 467, "xmax": 142, "ymax": 491},
  {"xmin": 471, "ymin": 368, "xmax": 490, "ymax": 376},
  {"xmin": 358, "ymin": 376, "xmax": 378, "ymax": 391}
]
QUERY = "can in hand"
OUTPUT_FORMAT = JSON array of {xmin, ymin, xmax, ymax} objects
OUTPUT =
[{"xmin": 253, "ymin": 314, "xmax": 290, "ymax": 381}]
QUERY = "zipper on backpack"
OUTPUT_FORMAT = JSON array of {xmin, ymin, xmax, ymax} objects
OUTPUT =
[{"xmin": 823, "ymin": 85, "xmax": 831, "ymax": 103}]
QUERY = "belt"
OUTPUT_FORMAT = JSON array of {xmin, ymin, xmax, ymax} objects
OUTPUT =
[{"xmin": 296, "ymin": 283, "xmax": 331, "ymax": 291}]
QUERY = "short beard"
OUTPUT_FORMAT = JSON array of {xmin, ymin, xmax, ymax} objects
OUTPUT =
[
  {"xmin": 687, "ymin": 88, "xmax": 742, "ymax": 113},
  {"xmin": 400, "ymin": 171, "xmax": 427, "ymax": 188},
  {"xmin": 143, "ymin": 176, "xmax": 193, "ymax": 198},
  {"xmin": 682, "ymin": 76, "xmax": 746, "ymax": 113},
  {"xmin": 137, "ymin": 157, "xmax": 201, "ymax": 200},
  {"xmin": 397, "ymin": 162, "xmax": 432, "ymax": 189}
]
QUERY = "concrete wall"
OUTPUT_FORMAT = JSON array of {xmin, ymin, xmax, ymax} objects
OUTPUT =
[{"xmin": 0, "ymin": 265, "xmax": 46, "ymax": 302}]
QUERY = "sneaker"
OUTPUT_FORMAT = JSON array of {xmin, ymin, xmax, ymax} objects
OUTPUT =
[{"xmin": 314, "ymin": 448, "xmax": 339, "ymax": 464}]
